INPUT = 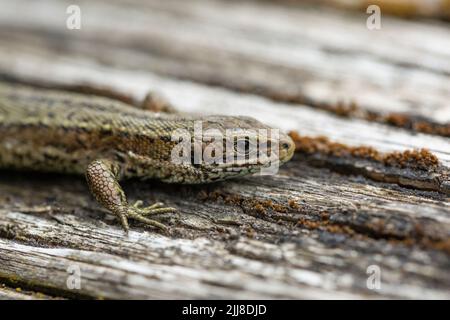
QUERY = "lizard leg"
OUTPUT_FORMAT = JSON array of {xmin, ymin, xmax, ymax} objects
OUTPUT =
[
  {"xmin": 140, "ymin": 92, "xmax": 178, "ymax": 114},
  {"xmin": 86, "ymin": 159, "xmax": 176, "ymax": 233}
]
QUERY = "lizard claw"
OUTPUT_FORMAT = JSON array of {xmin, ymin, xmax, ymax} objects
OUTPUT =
[
  {"xmin": 123, "ymin": 202, "xmax": 178, "ymax": 232},
  {"xmin": 131, "ymin": 200, "xmax": 176, "ymax": 216},
  {"xmin": 131, "ymin": 200, "xmax": 166, "ymax": 211},
  {"xmin": 126, "ymin": 208, "xmax": 169, "ymax": 231},
  {"xmin": 132, "ymin": 200, "xmax": 144, "ymax": 208}
]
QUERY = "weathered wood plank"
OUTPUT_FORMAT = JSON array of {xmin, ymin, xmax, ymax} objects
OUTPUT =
[
  {"xmin": 0, "ymin": 159, "xmax": 449, "ymax": 299},
  {"xmin": 0, "ymin": 236, "xmax": 367, "ymax": 300},
  {"xmin": 0, "ymin": 208, "xmax": 449, "ymax": 299}
]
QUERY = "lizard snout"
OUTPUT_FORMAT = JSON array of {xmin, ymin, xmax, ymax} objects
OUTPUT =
[{"xmin": 278, "ymin": 134, "xmax": 295, "ymax": 163}]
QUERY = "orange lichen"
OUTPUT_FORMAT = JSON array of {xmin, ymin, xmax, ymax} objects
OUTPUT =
[
  {"xmin": 424, "ymin": 238, "xmax": 450, "ymax": 255},
  {"xmin": 288, "ymin": 199, "xmax": 300, "ymax": 209},
  {"xmin": 383, "ymin": 149, "xmax": 439, "ymax": 169},
  {"xmin": 384, "ymin": 113, "xmax": 450, "ymax": 137},
  {"xmin": 320, "ymin": 212, "xmax": 330, "ymax": 221},
  {"xmin": 384, "ymin": 113, "xmax": 410, "ymax": 127},
  {"xmin": 329, "ymin": 100, "xmax": 360, "ymax": 117},
  {"xmin": 253, "ymin": 203, "xmax": 266, "ymax": 215},
  {"xmin": 362, "ymin": 0, "xmax": 450, "ymax": 18},
  {"xmin": 296, "ymin": 216, "xmax": 357, "ymax": 236},
  {"xmin": 288, "ymin": 131, "xmax": 439, "ymax": 170},
  {"xmin": 197, "ymin": 191, "xmax": 298, "ymax": 216}
]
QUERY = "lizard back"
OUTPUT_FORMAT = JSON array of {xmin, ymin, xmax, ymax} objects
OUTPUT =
[{"xmin": 0, "ymin": 82, "xmax": 186, "ymax": 176}]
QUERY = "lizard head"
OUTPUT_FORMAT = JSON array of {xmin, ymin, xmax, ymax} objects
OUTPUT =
[{"xmin": 157, "ymin": 115, "xmax": 295, "ymax": 183}]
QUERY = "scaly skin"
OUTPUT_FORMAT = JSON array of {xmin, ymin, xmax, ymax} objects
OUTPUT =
[{"xmin": 0, "ymin": 82, "xmax": 295, "ymax": 232}]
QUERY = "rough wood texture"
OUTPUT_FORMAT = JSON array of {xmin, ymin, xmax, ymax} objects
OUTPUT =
[{"xmin": 0, "ymin": 0, "xmax": 449, "ymax": 299}]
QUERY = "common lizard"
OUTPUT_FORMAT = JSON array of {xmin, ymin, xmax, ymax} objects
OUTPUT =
[{"xmin": 0, "ymin": 82, "xmax": 295, "ymax": 232}]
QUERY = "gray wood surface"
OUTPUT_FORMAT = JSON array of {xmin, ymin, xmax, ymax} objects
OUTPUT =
[{"xmin": 0, "ymin": 0, "xmax": 449, "ymax": 299}]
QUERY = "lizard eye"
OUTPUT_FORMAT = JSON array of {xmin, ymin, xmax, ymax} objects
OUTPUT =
[{"xmin": 234, "ymin": 138, "xmax": 251, "ymax": 156}]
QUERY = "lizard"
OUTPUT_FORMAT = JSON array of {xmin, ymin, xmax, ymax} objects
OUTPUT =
[{"xmin": 0, "ymin": 81, "xmax": 295, "ymax": 233}]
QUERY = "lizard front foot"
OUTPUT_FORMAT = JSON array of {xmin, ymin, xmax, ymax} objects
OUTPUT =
[
  {"xmin": 126, "ymin": 203, "xmax": 176, "ymax": 231},
  {"xmin": 86, "ymin": 159, "xmax": 177, "ymax": 234},
  {"xmin": 114, "ymin": 202, "xmax": 177, "ymax": 233}
]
